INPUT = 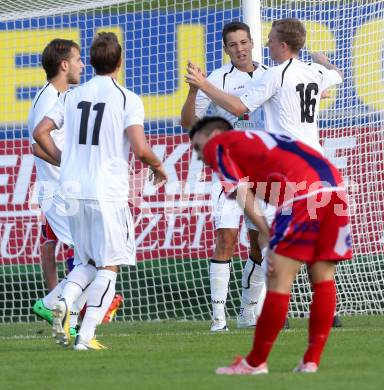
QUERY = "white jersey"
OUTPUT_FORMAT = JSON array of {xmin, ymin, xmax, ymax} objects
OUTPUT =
[
  {"xmin": 27, "ymin": 83, "xmax": 64, "ymax": 200},
  {"xmin": 196, "ymin": 62, "xmax": 267, "ymax": 130},
  {"xmin": 47, "ymin": 75, "xmax": 144, "ymax": 201},
  {"xmin": 240, "ymin": 58, "xmax": 342, "ymax": 153}
]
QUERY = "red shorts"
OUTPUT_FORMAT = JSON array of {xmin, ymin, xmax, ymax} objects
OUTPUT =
[
  {"xmin": 41, "ymin": 218, "xmax": 57, "ymax": 244},
  {"xmin": 269, "ymin": 190, "xmax": 352, "ymax": 264},
  {"xmin": 40, "ymin": 217, "xmax": 74, "ymax": 259}
]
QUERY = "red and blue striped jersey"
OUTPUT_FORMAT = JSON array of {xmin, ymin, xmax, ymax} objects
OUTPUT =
[{"xmin": 203, "ymin": 130, "xmax": 344, "ymax": 207}]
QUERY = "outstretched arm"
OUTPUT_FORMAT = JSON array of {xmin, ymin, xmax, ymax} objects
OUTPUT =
[{"xmin": 185, "ymin": 61, "xmax": 248, "ymax": 117}]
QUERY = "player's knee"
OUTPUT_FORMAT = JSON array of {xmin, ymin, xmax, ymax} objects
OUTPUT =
[
  {"xmin": 267, "ymin": 270, "xmax": 293, "ymax": 293},
  {"xmin": 215, "ymin": 229, "xmax": 237, "ymax": 253}
]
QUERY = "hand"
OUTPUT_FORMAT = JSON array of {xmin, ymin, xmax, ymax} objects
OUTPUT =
[
  {"xmin": 258, "ymin": 231, "xmax": 269, "ymax": 250},
  {"xmin": 310, "ymin": 52, "xmax": 330, "ymax": 66},
  {"xmin": 185, "ymin": 61, "xmax": 206, "ymax": 90},
  {"xmin": 320, "ymin": 89, "xmax": 331, "ymax": 99},
  {"xmin": 150, "ymin": 164, "xmax": 168, "ymax": 187}
]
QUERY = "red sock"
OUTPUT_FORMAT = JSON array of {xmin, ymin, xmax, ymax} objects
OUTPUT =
[
  {"xmin": 246, "ymin": 291, "xmax": 290, "ymax": 367},
  {"xmin": 303, "ymin": 280, "xmax": 336, "ymax": 365}
]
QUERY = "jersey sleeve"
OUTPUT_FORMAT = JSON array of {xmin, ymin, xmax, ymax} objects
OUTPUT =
[
  {"xmin": 195, "ymin": 68, "xmax": 223, "ymax": 118},
  {"xmin": 240, "ymin": 68, "xmax": 280, "ymax": 112},
  {"xmin": 45, "ymin": 93, "xmax": 66, "ymax": 129},
  {"xmin": 124, "ymin": 92, "xmax": 145, "ymax": 128},
  {"xmin": 195, "ymin": 89, "xmax": 212, "ymax": 118},
  {"xmin": 195, "ymin": 70, "xmax": 222, "ymax": 118},
  {"xmin": 311, "ymin": 63, "xmax": 343, "ymax": 90},
  {"xmin": 28, "ymin": 88, "xmax": 58, "ymax": 144}
]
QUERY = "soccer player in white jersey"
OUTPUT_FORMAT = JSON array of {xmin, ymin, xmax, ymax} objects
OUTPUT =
[
  {"xmin": 34, "ymin": 32, "xmax": 167, "ymax": 350},
  {"xmin": 186, "ymin": 18, "xmax": 344, "ymax": 327},
  {"xmin": 186, "ymin": 19, "xmax": 343, "ymax": 153},
  {"xmin": 28, "ymin": 39, "xmax": 86, "ymax": 329},
  {"xmin": 181, "ymin": 22, "xmax": 274, "ymax": 332}
]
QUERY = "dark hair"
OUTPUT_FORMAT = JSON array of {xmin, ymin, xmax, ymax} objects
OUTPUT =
[
  {"xmin": 272, "ymin": 18, "xmax": 306, "ymax": 53},
  {"xmin": 90, "ymin": 32, "xmax": 122, "ymax": 75},
  {"xmin": 222, "ymin": 21, "xmax": 251, "ymax": 46},
  {"xmin": 189, "ymin": 116, "xmax": 233, "ymax": 139},
  {"xmin": 42, "ymin": 39, "xmax": 80, "ymax": 80}
]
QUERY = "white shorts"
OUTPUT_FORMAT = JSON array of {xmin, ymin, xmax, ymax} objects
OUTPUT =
[
  {"xmin": 40, "ymin": 194, "xmax": 73, "ymax": 246},
  {"xmin": 212, "ymin": 182, "xmax": 242, "ymax": 229},
  {"xmin": 212, "ymin": 182, "xmax": 276, "ymax": 231},
  {"xmin": 245, "ymin": 202, "xmax": 276, "ymax": 230},
  {"xmin": 66, "ymin": 199, "xmax": 136, "ymax": 267}
]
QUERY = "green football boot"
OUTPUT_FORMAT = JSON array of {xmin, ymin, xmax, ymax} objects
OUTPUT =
[
  {"xmin": 32, "ymin": 299, "xmax": 53, "ymax": 325},
  {"xmin": 70, "ymin": 325, "xmax": 80, "ymax": 337}
]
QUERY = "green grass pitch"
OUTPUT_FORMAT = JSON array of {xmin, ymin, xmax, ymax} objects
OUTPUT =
[{"xmin": 1, "ymin": 316, "xmax": 383, "ymax": 390}]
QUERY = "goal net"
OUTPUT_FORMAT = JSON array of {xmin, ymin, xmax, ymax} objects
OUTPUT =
[{"xmin": 1, "ymin": 0, "xmax": 383, "ymax": 323}]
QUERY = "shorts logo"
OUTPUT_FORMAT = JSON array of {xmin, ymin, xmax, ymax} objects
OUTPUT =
[{"xmin": 335, "ymin": 225, "xmax": 352, "ymax": 256}]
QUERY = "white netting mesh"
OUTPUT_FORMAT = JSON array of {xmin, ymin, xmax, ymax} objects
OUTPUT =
[{"xmin": 0, "ymin": 0, "xmax": 383, "ymax": 322}]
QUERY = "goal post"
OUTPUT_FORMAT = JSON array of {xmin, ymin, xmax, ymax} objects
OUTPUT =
[
  {"xmin": 242, "ymin": 0, "xmax": 262, "ymax": 63},
  {"xmin": 0, "ymin": 0, "xmax": 383, "ymax": 323}
]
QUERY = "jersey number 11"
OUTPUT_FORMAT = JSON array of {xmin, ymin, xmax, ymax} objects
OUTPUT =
[{"xmin": 77, "ymin": 101, "xmax": 106, "ymax": 145}]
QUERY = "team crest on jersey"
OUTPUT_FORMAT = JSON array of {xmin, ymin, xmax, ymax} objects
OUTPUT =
[{"xmin": 237, "ymin": 113, "xmax": 249, "ymax": 121}]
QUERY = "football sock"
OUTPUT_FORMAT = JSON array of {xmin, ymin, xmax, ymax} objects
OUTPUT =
[
  {"xmin": 70, "ymin": 290, "xmax": 88, "ymax": 328},
  {"xmin": 61, "ymin": 263, "xmax": 96, "ymax": 310},
  {"xmin": 241, "ymin": 255, "xmax": 266, "ymax": 315},
  {"xmin": 79, "ymin": 269, "xmax": 117, "ymax": 343},
  {"xmin": 42, "ymin": 278, "xmax": 66, "ymax": 309},
  {"xmin": 210, "ymin": 259, "xmax": 231, "ymax": 321},
  {"xmin": 246, "ymin": 291, "xmax": 290, "ymax": 367},
  {"xmin": 303, "ymin": 280, "xmax": 337, "ymax": 365}
]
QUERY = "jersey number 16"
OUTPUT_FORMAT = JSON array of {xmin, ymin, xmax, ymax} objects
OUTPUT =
[{"xmin": 295, "ymin": 83, "xmax": 319, "ymax": 123}]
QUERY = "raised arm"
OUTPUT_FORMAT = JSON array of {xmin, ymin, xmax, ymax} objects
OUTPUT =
[
  {"xmin": 180, "ymin": 86, "xmax": 199, "ymax": 129},
  {"xmin": 185, "ymin": 61, "xmax": 248, "ymax": 117},
  {"xmin": 311, "ymin": 52, "xmax": 343, "ymax": 81}
]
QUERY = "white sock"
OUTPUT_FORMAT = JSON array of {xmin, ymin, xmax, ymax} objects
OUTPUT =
[
  {"xmin": 210, "ymin": 260, "xmax": 231, "ymax": 321},
  {"xmin": 42, "ymin": 279, "xmax": 67, "ymax": 309},
  {"xmin": 241, "ymin": 256, "xmax": 266, "ymax": 315},
  {"xmin": 61, "ymin": 263, "xmax": 96, "ymax": 310},
  {"xmin": 79, "ymin": 269, "xmax": 117, "ymax": 343},
  {"xmin": 70, "ymin": 290, "xmax": 88, "ymax": 329}
]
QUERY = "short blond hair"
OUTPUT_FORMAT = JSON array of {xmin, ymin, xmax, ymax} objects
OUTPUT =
[{"xmin": 272, "ymin": 18, "xmax": 306, "ymax": 53}]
